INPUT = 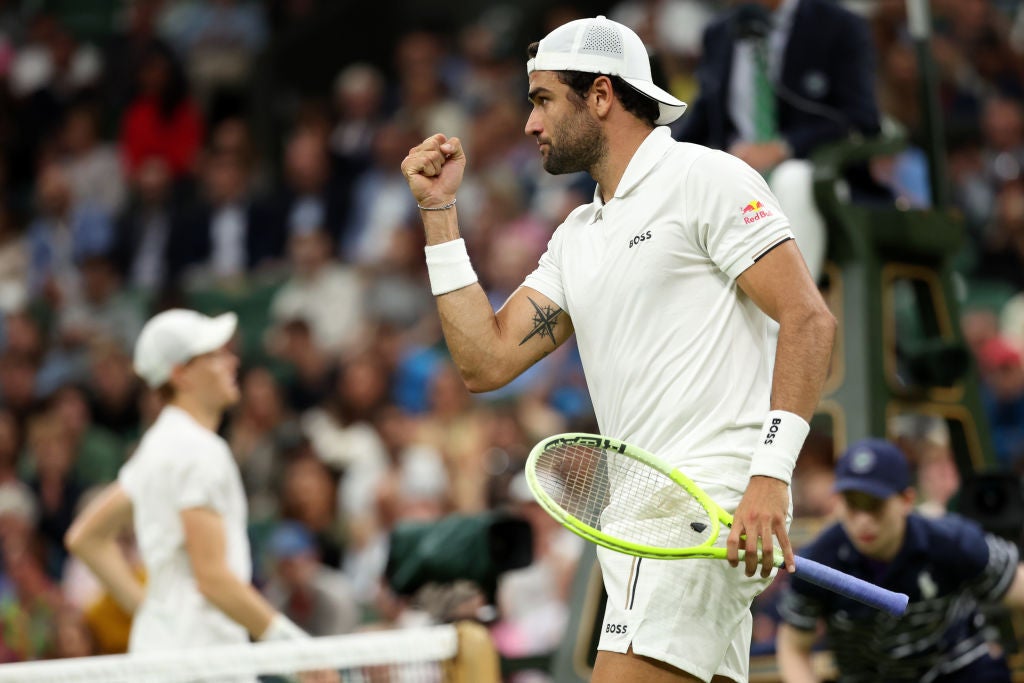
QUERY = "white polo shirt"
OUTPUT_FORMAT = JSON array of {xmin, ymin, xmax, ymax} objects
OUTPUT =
[
  {"xmin": 523, "ymin": 126, "xmax": 793, "ymax": 492},
  {"xmin": 119, "ymin": 405, "xmax": 252, "ymax": 654}
]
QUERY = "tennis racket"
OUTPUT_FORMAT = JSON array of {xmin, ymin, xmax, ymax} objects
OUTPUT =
[{"xmin": 525, "ymin": 432, "xmax": 909, "ymax": 616}]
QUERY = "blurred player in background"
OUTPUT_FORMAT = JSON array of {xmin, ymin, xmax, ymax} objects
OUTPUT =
[
  {"xmin": 65, "ymin": 309, "xmax": 336, "ymax": 683},
  {"xmin": 401, "ymin": 14, "xmax": 835, "ymax": 683},
  {"xmin": 776, "ymin": 439, "xmax": 1024, "ymax": 683}
]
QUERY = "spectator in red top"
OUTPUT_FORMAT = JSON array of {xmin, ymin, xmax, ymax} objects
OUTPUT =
[{"xmin": 119, "ymin": 44, "xmax": 203, "ymax": 181}]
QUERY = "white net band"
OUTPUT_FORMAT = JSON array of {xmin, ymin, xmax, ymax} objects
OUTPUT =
[{"xmin": 0, "ymin": 625, "xmax": 459, "ymax": 683}]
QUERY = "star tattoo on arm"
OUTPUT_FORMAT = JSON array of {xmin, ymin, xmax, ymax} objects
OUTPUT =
[{"xmin": 519, "ymin": 297, "xmax": 561, "ymax": 346}]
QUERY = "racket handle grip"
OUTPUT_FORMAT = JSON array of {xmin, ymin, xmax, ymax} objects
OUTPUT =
[{"xmin": 792, "ymin": 556, "xmax": 909, "ymax": 616}]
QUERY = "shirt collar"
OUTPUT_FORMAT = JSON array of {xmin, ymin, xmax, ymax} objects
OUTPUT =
[
  {"xmin": 592, "ymin": 126, "xmax": 675, "ymax": 205},
  {"xmin": 162, "ymin": 404, "xmax": 206, "ymax": 432}
]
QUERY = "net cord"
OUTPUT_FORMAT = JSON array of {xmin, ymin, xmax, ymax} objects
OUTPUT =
[{"xmin": 0, "ymin": 625, "xmax": 459, "ymax": 683}]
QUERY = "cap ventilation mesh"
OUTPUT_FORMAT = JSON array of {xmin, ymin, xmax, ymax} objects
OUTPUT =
[{"xmin": 580, "ymin": 25, "xmax": 623, "ymax": 57}]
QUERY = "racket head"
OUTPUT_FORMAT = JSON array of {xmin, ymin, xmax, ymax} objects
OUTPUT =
[{"xmin": 525, "ymin": 433, "xmax": 729, "ymax": 560}]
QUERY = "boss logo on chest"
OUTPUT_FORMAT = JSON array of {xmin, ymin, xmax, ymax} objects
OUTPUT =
[{"xmin": 628, "ymin": 230, "xmax": 653, "ymax": 248}]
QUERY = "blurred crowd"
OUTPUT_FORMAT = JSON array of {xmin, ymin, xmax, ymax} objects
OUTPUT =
[
  {"xmin": 0, "ymin": 0, "xmax": 1023, "ymax": 676},
  {"xmin": 0, "ymin": 0, "xmax": 597, "ymax": 668}
]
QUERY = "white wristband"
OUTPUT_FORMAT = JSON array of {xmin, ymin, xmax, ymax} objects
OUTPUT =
[
  {"xmin": 748, "ymin": 410, "xmax": 810, "ymax": 485},
  {"xmin": 424, "ymin": 238, "xmax": 478, "ymax": 296},
  {"xmin": 258, "ymin": 613, "xmax": 309, "ymax": 641}
]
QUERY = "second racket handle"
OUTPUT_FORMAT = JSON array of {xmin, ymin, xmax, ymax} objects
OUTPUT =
[{"xmin": 792, "ymin": 556, "xmax": 909, "ymax": 616}]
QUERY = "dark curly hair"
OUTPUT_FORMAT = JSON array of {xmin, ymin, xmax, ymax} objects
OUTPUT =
[{"xmin": 527, "ymin": 42, "xmax": 661, "ymax": 127}]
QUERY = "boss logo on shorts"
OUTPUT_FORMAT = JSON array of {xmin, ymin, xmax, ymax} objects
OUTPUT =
[
  {"xmin": 763, "ymin": 417, "xmax": 782, "ymax": 445},
  {"xmin": 604, "ymin": 623, "xmax": 628, "ymax": 635},
  {"xmin": 628, "ymin": 231, "xmax": 652, "ymax": 248}
]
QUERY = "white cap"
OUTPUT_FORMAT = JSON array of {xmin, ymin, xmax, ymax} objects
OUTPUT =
[
  {"xmin": 133, "ymin": 309, "xmax": 238, "ymax": 388},
  {"xmin": 527, "ymin": 15, "xmax": 687, "ymax": 125}
]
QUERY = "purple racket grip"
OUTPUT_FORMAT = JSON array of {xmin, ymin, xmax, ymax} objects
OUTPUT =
[{"xmin": 793, "ymin": 556, "xmax": 909, "ymax": 616}]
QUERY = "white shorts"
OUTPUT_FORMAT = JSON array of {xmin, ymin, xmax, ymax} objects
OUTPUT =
[{"xmin": 595, "ymin": 483, "xmax": 780, "ymax": 683}]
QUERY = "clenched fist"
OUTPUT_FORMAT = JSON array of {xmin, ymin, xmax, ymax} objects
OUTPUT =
[{"xmin": 401, "ymin": 134, "xmax": 466, "ymax": 208}]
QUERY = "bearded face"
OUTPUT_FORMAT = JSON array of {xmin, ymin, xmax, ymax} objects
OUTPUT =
[
  {"xmin": 540, "ymin": 98, "xmax": 608, "ymax": 176},
  {"xmin": 527, "ymin": 71, "xmax": 609, "ymax": 177}
]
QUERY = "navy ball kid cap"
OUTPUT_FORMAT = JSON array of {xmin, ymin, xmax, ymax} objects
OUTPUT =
[{"xmin": 833, "ymin": 439, "xmax": 912, "ymax": 499}]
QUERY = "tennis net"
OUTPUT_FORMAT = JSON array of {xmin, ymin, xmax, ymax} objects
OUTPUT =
[{"xmin": 0, "ymin": 622, "xmax": 500, "ymax": 683}]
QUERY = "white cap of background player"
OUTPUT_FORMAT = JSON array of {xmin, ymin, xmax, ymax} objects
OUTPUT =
[
  {"xmin": 527, "ymin": 15, "xmax": 687, "ymax": 125},
  {"xmin": 133, "ymin": 309, "xmax": 238, "ymax": 388}
]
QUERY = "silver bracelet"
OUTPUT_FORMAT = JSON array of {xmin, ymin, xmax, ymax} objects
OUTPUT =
[{"xmin": 417, "ymin": 197, "xmax": 457, "ymax": 211}]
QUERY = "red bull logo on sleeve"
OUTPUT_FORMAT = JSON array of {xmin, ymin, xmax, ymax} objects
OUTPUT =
[{"xmin": 741, "ymin": 199, "xmax": 773, "ymax": 224}]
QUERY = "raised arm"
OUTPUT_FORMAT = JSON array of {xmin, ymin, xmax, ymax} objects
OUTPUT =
[
  {"xmin": 65, "ymin": 483, "xmax": 144, "ymax": 614},
  {"xmin": 401, "ymin": 134, "xmax": 573, "ymax": 392}
]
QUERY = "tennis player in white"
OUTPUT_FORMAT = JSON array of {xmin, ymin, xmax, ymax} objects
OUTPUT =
[
  {"xmin": 401, "ymin": 15, "xmax": 835, "ymax": 683},
  {"xmin": 66, "ymin": 309, "xmax": 336, "ymax": 683}
]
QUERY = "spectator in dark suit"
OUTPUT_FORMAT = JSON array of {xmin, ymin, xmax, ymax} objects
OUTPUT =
[
  {"xmin": 674, "ymin": 0, "xmax": 880, "ymax": 172},
  {"xmin": 167, "ymin": 151, "xmax": 287, "ymax": 287},
  {"xmin": 251, "ymin": 128, "xmax": 349, "ymax": 258},
  {"xmin": 112, "ymin": 157, "xmax": 176, "ymax": 295},
  {"xmin": 674, "ymin": 0, "xmax": 884, "ymax": 287}
]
